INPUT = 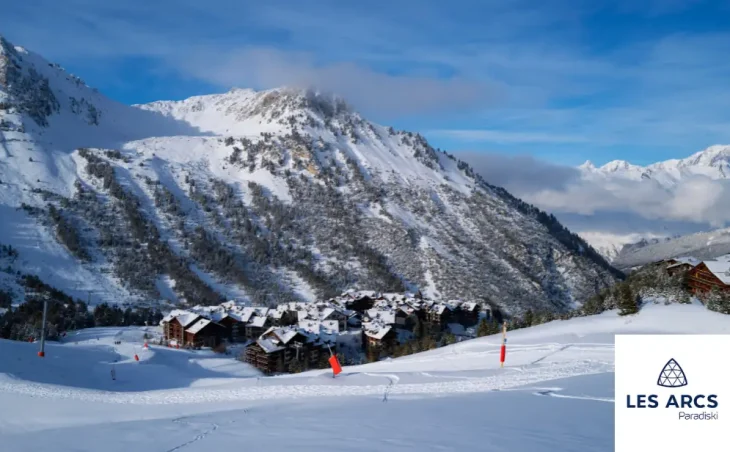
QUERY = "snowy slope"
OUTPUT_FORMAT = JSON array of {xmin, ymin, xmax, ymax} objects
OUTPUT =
[
  {"xmin": 1, "ymin": 302, "xmax": 728, "ymax": 451},
  {"xmin": 0, "ymin": 35, "xmax": 618, "ymax": 312}
]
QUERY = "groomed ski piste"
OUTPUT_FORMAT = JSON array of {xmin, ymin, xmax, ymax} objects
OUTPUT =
[{"xmin": 2, "ymin": 301, "xmax": 728, "ymax": 451}]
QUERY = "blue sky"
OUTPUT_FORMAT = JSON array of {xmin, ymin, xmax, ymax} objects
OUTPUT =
[{"xmin": 2, "ymin": 0, "xmax": 730, "ymax": 166}]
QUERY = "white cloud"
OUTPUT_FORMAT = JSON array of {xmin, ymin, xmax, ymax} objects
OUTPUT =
[
  {"xmin": 172, "ymin": 47, "xmax": 500, "ymax": 117},
  {"xmin": 459, "ymin": 152, "xmax": 730, "ymax": 238}
]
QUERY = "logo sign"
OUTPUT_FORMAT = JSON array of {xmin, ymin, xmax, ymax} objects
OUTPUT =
[
  {"xmin": 657, "ymin": 358, "xmax": 687, "ymax": 388},
  {"xmin": 616, "ymin": 335, "xmax": 730, "ymax": 452}
]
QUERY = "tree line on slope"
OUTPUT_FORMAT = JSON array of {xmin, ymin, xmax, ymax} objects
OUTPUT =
[{"xmin": 0, "ymin": 274, "xmax": 163, "ymax": 341}]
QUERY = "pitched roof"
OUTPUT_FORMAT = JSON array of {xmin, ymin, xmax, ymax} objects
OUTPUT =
[
  {"xmin": 257, "ymin": 338, "xmax": 285, "ymax": 354},
  {"xmin": 703, "ymin": 260, "xmax": 730, "ymax": 284},
  {"xmin": 460, "ymin": 302, "xmax": 478, "ymax": 311},
  {"xmin": 366, "ymin": 308, "xmax": 396, "ymax": 325},
  {"xmin": 185, "ymin": 318, "xmax": 212, "ymax": 334},
  {"xmin": 363, "ymin": 322, "xmax": 392, "ymax": 340},
  {"xmin": 174, "ymin": 311, "xmax": 201, "ymax": 327},
  {"xmin": 247, "ymin": 316, "xmax": 268, "ymax": 328}
]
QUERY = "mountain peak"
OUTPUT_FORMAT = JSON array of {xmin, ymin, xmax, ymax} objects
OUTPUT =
[
  {"xmin": 249, "ymin": 86, "xmax": 352, "ymax": 120},
  {"xmin": 682, "ymin": 144, "xmax": 730, "ymax": 168},
  {"xmin": 600, "ymin": 159, "xmax": 633, "ymax": 172},
  {"xmin": 578, "ymin": 160, "xmax": 596, "ymax": 170}
]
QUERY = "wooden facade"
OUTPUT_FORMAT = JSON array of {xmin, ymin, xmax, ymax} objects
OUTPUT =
[
  {"xmin": 244, "ymin": 330, "xmax": 325, "ymax": 374},
  {"xmin": 364, "ymin": 327, "xmax": 396, "ymax": 353},
  {"xmin": 687, "ymin": 263, "xmax": 730, "ymax": 294},
  {"xmin": 245, "ymin": 317, "xmax": 271, "ymax": 340},
  {"xmin": 346, "ymin": 295, "xmax": 376, "ymax": 313},
  {"xmin": 164, "ymin": 315, "xmax": 202, "ymax": 344},
  {"xmin": 184, "ymin": 321, "xmax": 224, "ymax": 348},
  {"xmin": 217, "ymin": 316, "xmax": 246, "ymax": 343},
  {"xmin": 244, "ymin": 342, "xmax": 284, "ymax": 374},
  {"xmin": 426, "ymin": 306, "xmax": 453, "ymax": 330},
  {"xmin": 457, "ymin": 305, "xmax": 480, "ymax": 327}
]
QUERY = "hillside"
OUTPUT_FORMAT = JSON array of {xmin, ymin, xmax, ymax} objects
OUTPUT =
[
  {"xmin": 611, "ymin": 228, "xmax": 730, "ymax": 270},
  {"xmin": 0, "ymin": 35, "xmax": 619, "ymax": 315},
  {"xmin": 1, "ymin": 303, "xmax": 728, "ymax": 451}
]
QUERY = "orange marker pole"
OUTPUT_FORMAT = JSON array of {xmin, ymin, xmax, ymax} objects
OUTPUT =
[
  {"xmin": 327, "ymin": 344, "xmax": 342, "ymax": 378},
  {"xmin": 500, "ymin": 321, "xmax": 507, "ymax": 368}
]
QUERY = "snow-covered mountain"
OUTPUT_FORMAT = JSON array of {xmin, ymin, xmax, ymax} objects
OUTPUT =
[
  {"xmin": 577, "ymin": 145, "xmax": 730, "ymax": 267},
  {"xmin": 0, "ymin": 35, "xmax": 619, "ymax": 314},
  {"xmin": 579, "ymin": 144, "xmax": 730, "ymax": 187}
]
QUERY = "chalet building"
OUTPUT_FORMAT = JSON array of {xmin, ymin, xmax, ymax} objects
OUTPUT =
[
  {"xmin": 245, "ymin": 315, "xmax": 271, "ymax": 340},
  {"xmin": 215, "ymin": 314, "xmax": 248, "ymax": 343},
  {"xmin": 394, "ymin": 306, "xmax": 418, "ymax": 331},
  {"xmin": 161, "ymin": 311, "xmax": 202, "ymax": 345},
  {"xmin": 426, "ymin": 304, "xmax": 453, "ymax": 330},
  {"xmin": 687, "ymin": 261, "xmax": 730, "ymax": 294},
  {"xmin": 244, "ymin": 327, "xmax": 325, "ymax": 374},
  {"xmin": 184, "ymin": 318, "xmax": 225, "ymax": 348},
  {"xmin": 457, "ymin": 302, "xmax": 480, "ymax": 327},
  {"xmin": 363, "ymin": 323, "xmax": 397, "ymax": 357},
  {"xmin": 341, "ymin": 291, "xmax": 377, "ymax": 313},
  {"xmin": 664, "ymin": 256, "xmax": 700, "ymax": 276},
  {"xmin": 244, "ymin": 339, "xmax": 286, "ymax": 374}
]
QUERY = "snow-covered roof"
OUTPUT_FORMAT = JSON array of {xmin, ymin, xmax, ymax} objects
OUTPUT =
[
  {"xmin": 247, "ymin": 316, "xmax": 268, "ymax": 328},
  {"xmin": 262, "ymin": 326, "xmax": 307, "ymax": 345},
  {"xmin": 460, "ymin": 302, "xmax": 478, "ymax": 312},
  {"xmin": 366, "ymin": 308, "xmax": 396, "ymax": 325},
  {"xmin": 430, "ymin": 304, "xmax": 450, "ymax": 315},
  {"xmin": 298, "ymin": 319, "xmax": 340, "ymax": 337},
  {"xmin": 257, "ymin": 338, "xmax": 285, "ymax": 354},
  {"xmin": 165, "ymin": 311, "xmax": 201, "ymax": 328},
  {"xmin": 703, "ymin": 260, "xmax": 730, "ymax": 284},
  {"xmin": 185, "ymin": 318, "xmax": 212, "ymax": 334},
  {"xmin": 667, "ymin": 256, "xmax": 700, "ymax": 267},
  {"xmin": 363, "ymin": 322, "xmax": 392, "ymax": 340}
]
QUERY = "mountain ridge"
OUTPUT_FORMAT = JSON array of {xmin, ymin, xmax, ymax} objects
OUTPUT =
[
  {"xmin": 0, "ymin": 34, "xmax": 620, "ymax": 314},
  {"xmin": 579, "ymin": 145, "xmax": 730, "ymax": 186}
]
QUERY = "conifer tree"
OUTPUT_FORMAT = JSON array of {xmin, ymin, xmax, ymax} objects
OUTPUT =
[{"xmin": 618, "ymin": 283, "xmax": 638, "ymax": 316}]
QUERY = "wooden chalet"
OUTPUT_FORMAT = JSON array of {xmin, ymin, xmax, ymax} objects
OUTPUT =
[
  {"xmin": 183, "ymin": 318, "xmax": 225, "ymax": 348},
  {"xmin": 162, "ymin": 311, "xmax": 202, "ymax": 344},
  {"xmin": 342, "ymin": 292, "xmax": 377, "ymax": 313},
  {"xmin": 394, "ymin": 306, "xmax": 418, "ymax": 331},
  {"xmin": 664, "ymin": 257, "xmax": 699, "ymax": 276},
  {"xmin": 457, "ymin": 302, "xmax": 480, "ymax": 327},
  {"xmin": 244, "ymin": 339, "xmax": 285, "ymax": 374},
  {"xmin": 244, "ymin": 327, "xmax": 323, "ymax": 374},
  {"xmin": 687, "ymin": 261, "xmax": 730, "ymax": 294},
  {"xmin": 216, "ymin": 314, "xmax": 246, "ymax": 343},
  {"xmin": 244, "ymin": 314, "xmax": 271, "ymax": 340},
  {"xmin": 426, "ymin": 304, "xmax": 453, "ymax": 330},
  {"xmin": 363, "ymin": 323, "xmax": 397, "ymax": 354}
]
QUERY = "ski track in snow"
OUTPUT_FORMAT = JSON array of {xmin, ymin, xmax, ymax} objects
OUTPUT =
[
  {"xmin": 533, "ymin": 389, "xmax": 614, "ymax": 403},
  {"xmin": 0, "ymin": 355, "xmax": 613, "ymax": 405},
  {"xmin": 167, "ymin": 417, "xmax": 220, "ymax": 452}
]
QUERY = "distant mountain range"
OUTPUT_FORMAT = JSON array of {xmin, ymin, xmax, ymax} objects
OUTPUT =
[
  {"xmin": 579, "ymin": 145, "xmax": 730, "ymax": 186},
  {"xmin": 0, "ymin": 35, "xmax": 619, "ymax": 315},
  {"xmin": 575, "ymin": 145, "xmax": 730, "ymax": 267}
]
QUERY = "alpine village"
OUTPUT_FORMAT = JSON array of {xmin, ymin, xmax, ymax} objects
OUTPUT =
[{"xmin": 157, "ymin": 250, "xmax": 730, "ymax": 375}]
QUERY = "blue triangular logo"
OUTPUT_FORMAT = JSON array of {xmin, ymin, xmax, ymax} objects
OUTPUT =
[{"xmin": 657, "ymin": 358, "xmax": 687, "ymax": 388}]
